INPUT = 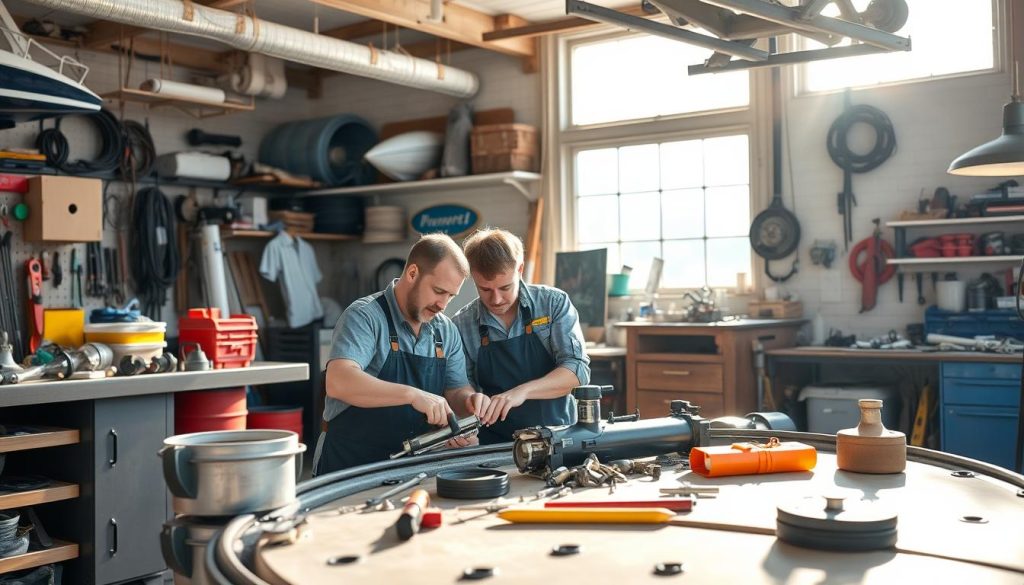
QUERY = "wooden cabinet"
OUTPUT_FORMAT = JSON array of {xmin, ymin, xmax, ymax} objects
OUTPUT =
[{"xmin": 623, "ymin": 321, "xmax": 802, "ymax": 419}]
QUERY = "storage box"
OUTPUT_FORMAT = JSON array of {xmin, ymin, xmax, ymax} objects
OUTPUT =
[
  {"xmin": 24, "ymin": 176, "xmax": 102, "ymax": 242},
  {"xmin": 470, "ymin": 123, "xmax": 538, "ymax": 173},
  {"xmin": 178, "ymin": 308, "xmax": 258, "ymax": 369},
  {"xmin": 748, "ymin": 300, "xmax": 803, "ymax": 319},
  {"xmin": 924, "ymin": 306, "xmax": 1024, "ymax": 339},
  {"xmin": 798, "ymin": 384, "xmax": 900, "ymax": 434}
]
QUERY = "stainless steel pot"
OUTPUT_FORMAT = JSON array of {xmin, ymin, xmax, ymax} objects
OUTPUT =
[
  {"xmin": 160, "ymin": 429, "xmax": 306, "ymax": 516},
  {"xmin": 161, "ymin": 518, "xmax": 223, "ymax": 585}
]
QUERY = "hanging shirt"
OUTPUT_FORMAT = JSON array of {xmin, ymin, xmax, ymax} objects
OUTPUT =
[
  {"xmin": 322, "ymin": 279, "xmax": 470, "ymax": 422},
  {"xmin": 259, "ymin": 231, "xmax": 324, "ymax": 328},
  {"xmin": 452, "ymin": 282, "xmax": 591, "ymax": 391}
]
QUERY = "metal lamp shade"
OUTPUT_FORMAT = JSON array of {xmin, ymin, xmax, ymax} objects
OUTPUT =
[{"xmin": 948, "ymin": 100, "xmax": 1024, "ymax": 176}]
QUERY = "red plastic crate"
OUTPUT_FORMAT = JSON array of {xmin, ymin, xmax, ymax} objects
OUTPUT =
[{"xmin": 178, "ymin": 308, "xmax": 258, "ymax": 369}]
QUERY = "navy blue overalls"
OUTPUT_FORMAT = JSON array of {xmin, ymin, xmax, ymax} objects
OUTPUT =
[
  {"xmin": 317, "ymin": 295, "xmax": 448, "ymax": 472},
  {"xmin": 475, "ymin": 301, "xmax": 574, "ymax": 444}
]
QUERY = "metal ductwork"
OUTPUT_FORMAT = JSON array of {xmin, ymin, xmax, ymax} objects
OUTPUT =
[{"xmin": 20, "ymin": 0, "xmax": 479, "ymax": 98}]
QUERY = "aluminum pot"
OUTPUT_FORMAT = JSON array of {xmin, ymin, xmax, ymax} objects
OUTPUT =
[
  {"xmin": 161, "ymin": 518, "xmax": 223, "ymax": 585},
  {"xmin": 160, "ymin": 429, "xmax": 306, "ymax": 516}
]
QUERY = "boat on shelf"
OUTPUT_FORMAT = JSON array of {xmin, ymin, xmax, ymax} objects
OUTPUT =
[{"xmin": 0, "ymin": 2, "xmax": 101, "ymax": 129}]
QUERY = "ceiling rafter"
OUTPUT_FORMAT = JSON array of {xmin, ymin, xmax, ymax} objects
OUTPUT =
[{"xmin": 484, "ymin": 5, "xmax": 655, "ymax": 41}]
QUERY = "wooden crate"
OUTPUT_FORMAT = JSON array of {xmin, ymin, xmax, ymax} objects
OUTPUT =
[
  {"xmin": 747, "ymin": 300, "xmax": 803, "ymax": 319},
  {"xmin": 472, "ymin": 152, "xmax": 537, "ymax": 174},
  {"xmin": 269, "ymin": 211, "xmax": 314, "ymax": 233},
  {"xmin": 471, "ymin": 124, "xmax": 538, "ymax": 157}
]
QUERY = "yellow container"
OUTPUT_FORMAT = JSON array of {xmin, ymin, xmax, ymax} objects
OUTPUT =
[
  {"xmin": 85, "ymin": 331, "xmax": 165, "ymax": 344},
  {"xmin": 43, "ymin": 308, "xmax": 85, "ymax": 348}
]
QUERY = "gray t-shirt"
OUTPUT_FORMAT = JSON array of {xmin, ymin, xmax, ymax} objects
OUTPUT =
[
  {"xmin": 323, "ymin": 280, "xmax": 470, "ymax": 421},
  {"xmin": 259, "ymin": 231, "xmax": 324, "ymax": 328}
]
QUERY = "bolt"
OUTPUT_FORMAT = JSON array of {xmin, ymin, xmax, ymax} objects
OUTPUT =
[
  {"xmin": 461, "ymin": 567, "xmax": 496, "ymax": 580},
  {"xmin": 950, "ymin": 470, "xmax": 975, "ymax": 478},
  {"xmin": 654, "ymin": 562, "xmax": 685, "ymax": 576},
  {"xmin": 327, "ymin": 555, "xmax": 361, "ymax": 566},
  {"xmin": 551, "ymin": 544, "xmax": 581, "ymax": 556}
]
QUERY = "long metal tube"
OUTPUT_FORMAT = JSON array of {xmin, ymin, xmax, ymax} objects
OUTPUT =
[{"xmin": 18, "ymin": 0, "xmax": 479, "ymax": 98}]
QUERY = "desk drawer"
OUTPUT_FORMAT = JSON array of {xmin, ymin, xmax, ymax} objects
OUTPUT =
[
  {"xmin": 942, "ymin": 378, "xmax": 1020, "ymax": 408},
  {"xmin": 636, "ymin": 389, "xmax": 724, "ymax": 419},
  {"xmin": 942, "ymin": 362, "xmax": 1021, "ymax": 381},
  {"xmin": 637, "ymin": 362, "xmax": 723, "ymax": 392}
]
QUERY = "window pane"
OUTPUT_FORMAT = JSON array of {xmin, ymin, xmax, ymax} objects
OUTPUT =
[
  {"xmin": 801, "ymin": 0, "xmax": 994, "ymax": 92},
  {"xmin": 581, "ymin": 242, "xmax": 620, "ymax": 275},
  {"xmin": 705, "ymin": 186, "xmax": 750, "ymax": 238},
  {"xmin": 577, "ymin": 195, "xmax": 619, "ymax": 244},
  {"xmin": 621, "ymin": 241, "xmax": 661, "ymax": 288},
  {"xmin": 707, "ymin": 238, "xmax": 751, "ymax": 288},
  {"xmin": 662, "ymin": 240, "xmax": 705, "ymax": 289},
  {"xmin": 704, "ymin": 135, "xmax": 749, "ymax": 187},
  {"xmin": 577, "ymin": 149, "xmax": 618, "ymax": 196},
  {"xmin": 661, "ymin": 140, "xmax": 703, "ymax": 190},
  {"xmin": 619, "ymin": 144, "xmax": 660, "ymax": 193},
  {"xmin": 620, "ymin": 191, "xmax": 661, "ymax": 241},
  {"xmin": 662, "ymin": 189, "xmax": 704, "ymax": 239},
  {"xmin": 571, "ymin": 34, "xmax": 748, "ymax": 126}
]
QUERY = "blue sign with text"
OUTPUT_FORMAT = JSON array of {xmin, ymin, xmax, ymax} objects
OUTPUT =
[{"xmin": 411, "ymin": 204, "xmax": 479, "ymax": 237}]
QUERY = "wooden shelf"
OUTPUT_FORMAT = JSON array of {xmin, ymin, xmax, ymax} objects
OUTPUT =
[
  {"xmin": 301, "ymin": 171, "xmax": 541, "ymax": 201},
  {"xmin": 887, "ymin": 256, "xmax": 1024, "ymax": 267},
  {"xmin": 101, "ymin": 88, "xmax": 254, "ymax": 118},
  {"xmin": 0, "ymin": 427, "xmax": 79, "ymax": 454},
  {"xmin": 0, "ymin": 481, "xmax": 79, "ymax": 509},
  {"xmin": 0, "ymin": 540, "xmax": 78, "ymax": 574},
  {"xmin": 886, "ymin": 215, "xmax": 1024, "ymax": 227},
  {"xmin": 220, "ymin": 229, "xmax": 359, "ymax": 242}
]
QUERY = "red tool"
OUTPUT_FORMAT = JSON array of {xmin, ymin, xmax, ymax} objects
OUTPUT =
[
  {"xmin": 849, "ymin": 219, "xmax": 896, "ymax": 313},
  {"xmin": 545, "ymin": 498, "xmax": 693, "ymax": 512},
  {"xmin": 25, "ymin": 257, "xmax": 43, "ymax": 353}
]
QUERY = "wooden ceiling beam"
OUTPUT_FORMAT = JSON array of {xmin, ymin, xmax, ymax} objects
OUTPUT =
[
  {"xmin": 483, "ymin": 5, "xmax": 655, "ymax": 41},
  {"xmin": 308, "ymin": 0, "xmax": 535, "ymax": 58},
  {"xmin": 321, "ymin": 18, "xmax": 387, "ymax": 41}
]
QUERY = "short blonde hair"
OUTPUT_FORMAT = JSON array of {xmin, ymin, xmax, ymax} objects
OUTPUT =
[
  {"xmin": 462, "ymin": 228, "xmax": 524, "ymax": 279},
  {"xmin": 407, "ymin": 233, "xmax": 469, "ymax": 277}
]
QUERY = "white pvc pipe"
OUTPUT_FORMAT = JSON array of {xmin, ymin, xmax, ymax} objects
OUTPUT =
[{"xmin": 20, "ymin": 0, "xmax": 479, "ymax": 97}]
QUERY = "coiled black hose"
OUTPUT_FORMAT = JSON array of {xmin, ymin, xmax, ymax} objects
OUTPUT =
[
  {"xmin": 36, "ymin": 109, "xmax": 125, "ymax": 175},
  {"xmin": 826, "ymin": 104, "xmax": 896, "ymax": 173},
  {"xmin": 120, "ymin": 119, "xmax": 156, "ymax": 179},
  {"xmin": 130, "ymin": 187, "xmax": 179, "ymax": 320}
]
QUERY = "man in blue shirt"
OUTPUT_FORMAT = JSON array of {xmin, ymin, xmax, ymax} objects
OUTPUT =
[
  {"xmin": 314, "ymin": 234, "xmax": 491, "ymax": 473},
  {"xmin": 453, "ymin": 228, "xmax": 590, "ymax": 444}
]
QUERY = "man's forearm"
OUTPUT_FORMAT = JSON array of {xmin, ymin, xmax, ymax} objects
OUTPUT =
[
  {"xmin": 445, "ymin": 386, "xmax": 477, "ymax": 417},
  {"xmin": 326, "ymin": 362, "xmax": 415, "ymax": 408},
  {"xmin": 516, "ymin": 366, "xmax": 581, "ymax": 400}
]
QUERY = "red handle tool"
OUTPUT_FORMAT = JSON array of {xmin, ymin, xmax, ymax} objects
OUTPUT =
[{"xmin": 25, "ymin": 257, "xmax": 43, "ymax": 353}]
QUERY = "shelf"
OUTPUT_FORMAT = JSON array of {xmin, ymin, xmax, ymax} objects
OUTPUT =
[
  {"xmin": 0, "ymin": 427, "xmax": 79, "ymax": 454},
  {"xmin": 0, "ymin": 166, "xmax": 304, "ymax": 194},
  {"xmin": 887, "ymin": 256, "xmax": 1024, "ymax": 268},
  {"xmin": 301, "ymin": 171, "xmax": 542, "ymax": 201},
  {"xmin": 886, "ymin": 215, "xmax": 1024, "ymax": 227},
  {"xmin": 220, "ymin": 229, "xmax": 359, "ymax": 242},
  {"xmin": 0, "ymin": 481, "xmax": 79, "ymax": 509},
  {"xmin": 101, "ymin": 88, "xmax": 254, "ymax": 118},
  {"xmin": 0, "ymin": 540, "xmax": 78, "ymax": 574}
]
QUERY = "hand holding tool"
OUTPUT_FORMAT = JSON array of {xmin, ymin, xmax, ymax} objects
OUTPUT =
[
  {"xmin": 389, "ymin": 415, "xmax": 481, "ymax": 459},
  {"xmin": 395, "ymin": 488, "xmax": 430, "ymax": 541}
]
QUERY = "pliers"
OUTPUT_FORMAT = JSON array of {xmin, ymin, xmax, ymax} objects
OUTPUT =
[{"xmin": 70, "ymin": 247, "xmax": 83, "ymax": 308}]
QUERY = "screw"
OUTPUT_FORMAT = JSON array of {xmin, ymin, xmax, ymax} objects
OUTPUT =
[
  {"xmin": 327, "ymin": 555, "xmax": 361, "ymax": 566},
  {"xmin": 461, "ymin": 567, "xmax": 496, "ymax": 580},
  {"xmin": 950, "ymin": 470, "xmax": 975, "ymax": 478},
  {"xmin": 654, "ymin": 562, "xmax": 685, "ymax": 576},
  {"xmin": 551, "ymin": 544, "xmax": 581, "ymax": 556},
  {"xmin": 959, "ymin": 515, "xmax": 988, "ymax": 524}
]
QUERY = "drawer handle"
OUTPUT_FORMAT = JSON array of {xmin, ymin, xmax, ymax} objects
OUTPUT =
[
  {"xmin": 109, "ymin": 429, "xmax": 118, "ymax": 467},
  {"xmin": 109, "ymin": 518, "xmax": 118, "ymax": 557},
  {"xmin": 662, "ymin": 370, "xmax": 691, "ymax": 376}
]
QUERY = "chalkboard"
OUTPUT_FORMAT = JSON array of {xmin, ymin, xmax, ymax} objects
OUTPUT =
[{"xmin": 555, "ymin": 249, "xmax": 608, "ymax": 330}]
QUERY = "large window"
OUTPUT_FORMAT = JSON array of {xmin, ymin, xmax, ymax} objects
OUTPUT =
[
  {"xmin": 575, "ymin": 135, "xmax": 751, "ymax": 290},
  {"xmin": 800, "ymin": 0, "xmax": 996, "ymax": 93}
]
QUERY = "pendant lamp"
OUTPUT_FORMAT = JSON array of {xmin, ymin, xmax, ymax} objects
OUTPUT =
[{"xmin": 948, "ymin": 4, "xmax": 1023, "ymax": 176}]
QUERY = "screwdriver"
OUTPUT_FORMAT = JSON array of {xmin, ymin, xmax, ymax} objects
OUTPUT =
[{"xmin": 395, "ymin": 488, "xmax": 430, "ymax": 541}]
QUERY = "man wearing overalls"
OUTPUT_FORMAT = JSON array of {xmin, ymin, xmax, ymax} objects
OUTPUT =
[
  {"xmin": 453, "ymin": 228, "xmax": 590, "ymax": 444},
  {"xmin": 314, "ymin": 234, "xmax": 490, "ymax": 473}
]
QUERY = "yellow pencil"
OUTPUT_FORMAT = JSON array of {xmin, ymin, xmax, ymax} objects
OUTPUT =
[{"xmin": 497, "ymin": 507, "xmax": 675, "ymax": 524}]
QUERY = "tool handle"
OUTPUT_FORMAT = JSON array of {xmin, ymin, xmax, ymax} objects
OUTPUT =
[
  {"xmin": 395, "ymin": 488, "xmax": 430, "ymax": 540},
  {"xmin": 498, "ymin": 508, "xmax": 675, "ymax": 524}
]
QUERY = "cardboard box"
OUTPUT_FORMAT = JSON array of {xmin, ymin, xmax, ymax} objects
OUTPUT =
[{"xmin": 24, "ymin": 176, "xmax": 102, "ymax": 242}]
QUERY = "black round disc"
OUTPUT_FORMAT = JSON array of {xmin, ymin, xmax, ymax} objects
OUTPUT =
[{"xmin": 750, "ymin": 207, "xmax": 800, "ymax": 260}]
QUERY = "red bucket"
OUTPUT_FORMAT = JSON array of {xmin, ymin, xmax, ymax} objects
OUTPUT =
[
  {"xmin": 175, "ymin": 387, "xmax": 248, "ymax": 434},
  {"xmin": 247, "ymin": 405, "xmax": 303, "ymax": 439}
]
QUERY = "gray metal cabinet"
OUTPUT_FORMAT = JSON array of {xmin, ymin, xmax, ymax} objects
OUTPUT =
[{"xmin": 90, "ymin": 394, "xmax": 172, "ymax": 584}]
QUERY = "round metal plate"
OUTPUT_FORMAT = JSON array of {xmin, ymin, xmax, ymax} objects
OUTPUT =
[{"xmin": 750, "ymin": 207, "xmax": 800, "ymax": 260}]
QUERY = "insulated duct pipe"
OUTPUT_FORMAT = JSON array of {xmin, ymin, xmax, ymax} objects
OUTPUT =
[{"xmin": 20, "ymin": 0, "xmax": 479, "ymax": 98}]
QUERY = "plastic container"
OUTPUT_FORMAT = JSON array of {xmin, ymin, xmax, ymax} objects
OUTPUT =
[
  {"xmin": 608, "ymin": 274, "xmax": 630, "ymax": 297},
  {"xmin": 936, "ymin": 280, "xmax": 966, "ymax": 312},
  {"xmin": 798, "ymin": 385, "xmax": 900, "ymax": 434},
  {"xmin": 247, "ymin": 405, "xmax": 303, "ymax": 439},
  {"xmin": 85, "ymin": 321, "xmax": 166, "ymax": 345},
  {"xmin": 178, "ymin": 308, "xmax": 258, "ymax": 369},
  {"xmin": 174, "ymin": 388, "xmax": 248, "ymax": 434}
]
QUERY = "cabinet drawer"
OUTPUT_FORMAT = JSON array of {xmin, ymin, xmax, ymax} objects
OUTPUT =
[
  {"xmin": 942, "ymin": 378, "xmax": 1021, "ymax": 408},
  {"xmin": 636, "ymin": 389, "xmax": 724, "ymax": 419},
  {"xmin": 637, "ymin": 362, "xmax": 723, "ymax": 392},
  {"xmin": 941, "ymin": 405, "xmax": 1019, "ymax": 469},
  {"xmin": 942, "ymin": 362, "xmax": 1021, "ymax": 381}
]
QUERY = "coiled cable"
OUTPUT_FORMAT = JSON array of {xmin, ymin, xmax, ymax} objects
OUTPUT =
[
  {"xmin": 130, "ymin": 187, "xmax": 179, "ymax": 320},
  {"xmin": 36, "ymin": 109, "xmax": 125, "ymax": 175},
  {"xmin": 826, "ymin": 104, "xmax": 896, "ymax": 173},
  {"xmin": 120, "ymin": 119, "xmax": 156, "ymax": 179}
]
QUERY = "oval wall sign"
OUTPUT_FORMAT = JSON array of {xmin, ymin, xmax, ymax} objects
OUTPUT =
[{"xmin": 411, "ymin": 204, "xmax": 480, "ymax": 237}]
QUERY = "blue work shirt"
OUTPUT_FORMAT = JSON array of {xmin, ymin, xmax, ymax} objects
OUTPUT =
[
  {"xmin": 452, "ymin": 282, "xmax": 591, "ymax": 391},
  {"xmin": 324, "ymin": 279, "xmax": 470, "ymax": 421}
]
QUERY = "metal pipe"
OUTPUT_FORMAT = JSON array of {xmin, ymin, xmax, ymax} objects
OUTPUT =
[{"xmin": 18, "ymin": 0, "xmax": 479, "ymax": 97}]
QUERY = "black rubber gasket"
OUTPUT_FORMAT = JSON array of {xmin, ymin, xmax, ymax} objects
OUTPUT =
[{"xmin": 436, "ymin": 469, "xmax": 509, "ymax": 500}]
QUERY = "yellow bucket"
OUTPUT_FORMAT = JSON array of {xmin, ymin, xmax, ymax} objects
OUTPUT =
[{"xmin": 85, "ymin": 331, "xmax": 165, "ymax": 344}]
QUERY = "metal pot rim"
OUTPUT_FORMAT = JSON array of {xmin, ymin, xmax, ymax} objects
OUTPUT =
[{"xmin": 163, "ymin": 429, "xmax": 298, "ymax": 449}]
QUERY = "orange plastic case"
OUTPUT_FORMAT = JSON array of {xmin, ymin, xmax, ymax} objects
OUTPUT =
[{"xmin": 689, "ymin": 438, "xmax": 817, "ymax": 477}]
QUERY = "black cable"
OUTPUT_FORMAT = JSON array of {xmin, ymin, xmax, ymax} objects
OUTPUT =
[
  {"xmin": 120, "ymin": 119, "xmax": 156, "ymax": 179},
  {"xmin": 129, "ymin": 187, "xmax": 179, "ymax": 320},
  {"xmin": 36, "ymin": 109, "xmax": 125, "ymax": 175},
  {"xmin": 826, "ymin": 103, "xmax": 896, "ymax": 174},
  {"xmin": 435, "ymin": 468, "xmax": 510, "ymax": 499}
]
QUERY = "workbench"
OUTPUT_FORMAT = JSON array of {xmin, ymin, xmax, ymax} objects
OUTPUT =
[
  {"xmin": 766, "ymin": 347, "xmax": 1022, "ymax": 470},
  {"xmin": 0, "ymin": 361, "xmax": 309, "ymax": 585},
  {"xmin": 617, "ymin": 319, "xmax": 804, "ymax": 419}
]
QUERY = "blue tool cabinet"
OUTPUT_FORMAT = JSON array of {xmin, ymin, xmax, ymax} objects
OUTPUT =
[{"xmin": 940, "ymin": 362, "xmax": 1021, "ymax": 470}]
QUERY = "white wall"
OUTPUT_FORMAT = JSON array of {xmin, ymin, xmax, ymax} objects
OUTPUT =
[{"xmin": 779, "ymin": 68, "xmax": 1015, "ymax": 338}]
